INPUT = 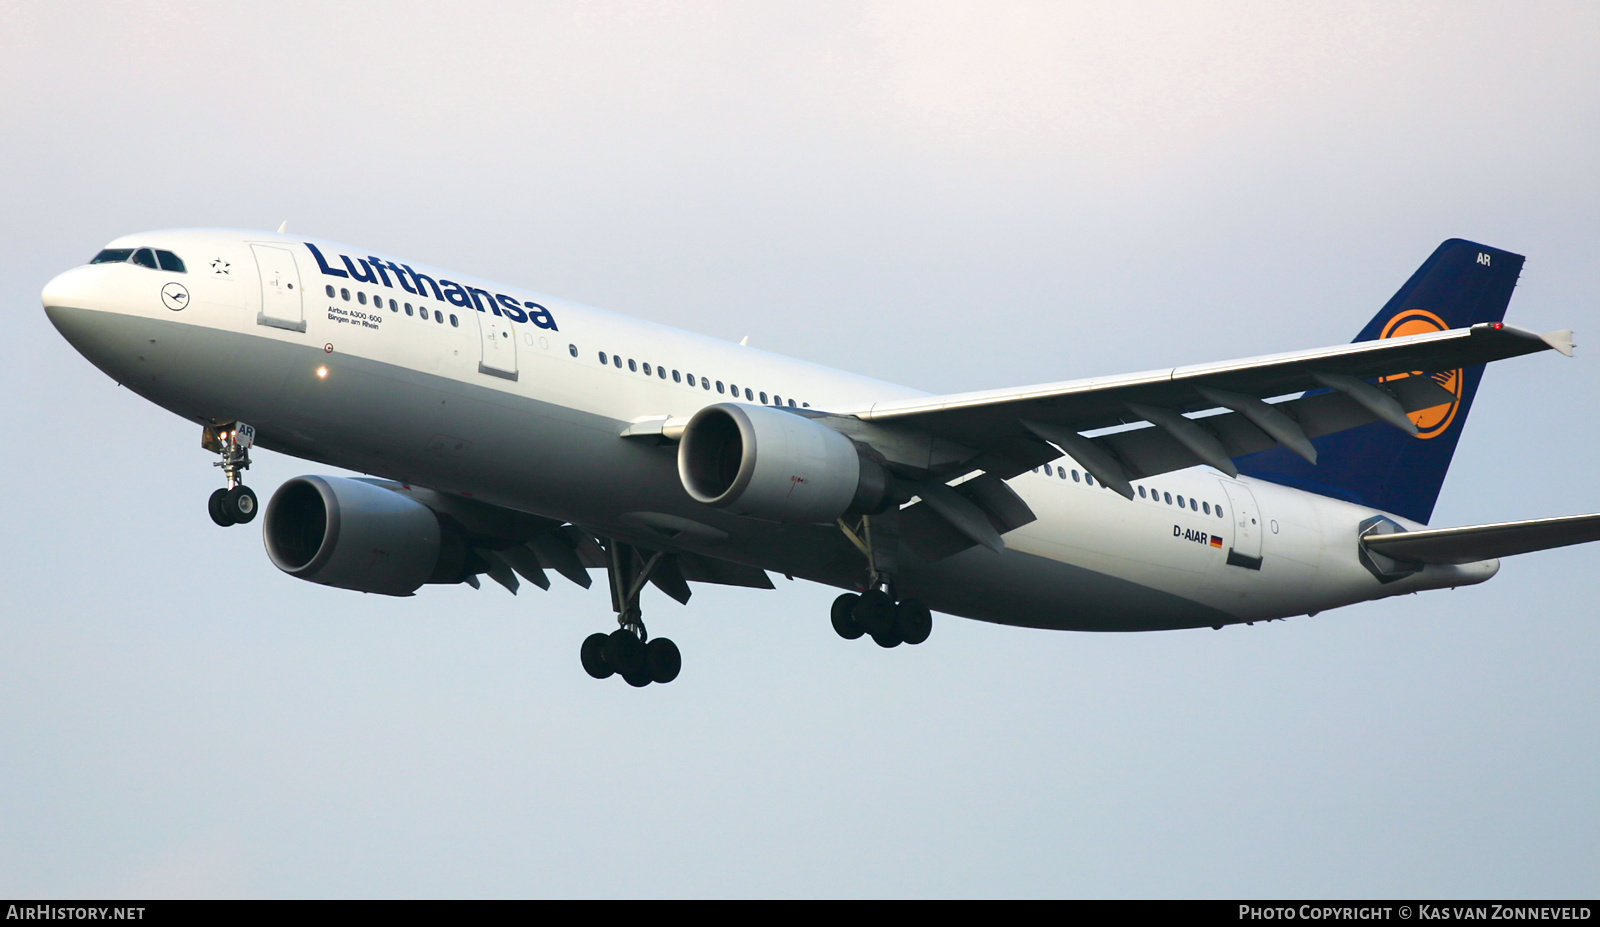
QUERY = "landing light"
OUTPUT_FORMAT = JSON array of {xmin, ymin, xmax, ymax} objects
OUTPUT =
[{"xmin": 316, "ymin": 366, "xmax": 328, "ymax": 379}]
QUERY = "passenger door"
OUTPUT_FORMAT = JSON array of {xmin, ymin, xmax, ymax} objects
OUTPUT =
[
  {"xmin": 252, "ymin": 244, "xmax": 305, "ymax": 332},
  {"xmin": 476, "ymin": 310, "xmax": 518, "ymax": 380},
  {"xmin": 1218, "ymin": 479, "xmax": 1264, "ymax": 570}
]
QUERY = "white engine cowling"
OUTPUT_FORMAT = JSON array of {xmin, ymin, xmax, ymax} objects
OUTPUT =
[
  {"xmin": 263, "ymin": 476, "xmax": 452, "ymax": 596},
  {"xmin": 677, "ymin": 403, "xmax": 888, "ymax": 523}
]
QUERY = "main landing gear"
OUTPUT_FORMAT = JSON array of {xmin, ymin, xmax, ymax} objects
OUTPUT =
[
  {"xmin": 203, "ymin": 422, "xmax": 258, "ymax": 527},
  {"xmin": 830, "ymin": 589, "xmax": 932, "ymax": 648},
  {"xmin": 833, "ymin": 513, "xmax": 933, "ymax": 648},
  {"xmin": 580, "ymin": 540, "xmax": 683, "ymax": 686}
]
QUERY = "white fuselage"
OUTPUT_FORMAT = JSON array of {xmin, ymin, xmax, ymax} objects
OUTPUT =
[{"xmin": 42, "ymin": 229, "xmax": 1498, "ymax": 632}]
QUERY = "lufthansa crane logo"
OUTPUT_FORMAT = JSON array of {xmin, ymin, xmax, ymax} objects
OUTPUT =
[
  {"xmin": 1378, "ymin": 308, "xmax": 1462, "ymax": 439},
  {"xmin": 160, "ymin": 282, "xmax": 190, "ymax": 312}
]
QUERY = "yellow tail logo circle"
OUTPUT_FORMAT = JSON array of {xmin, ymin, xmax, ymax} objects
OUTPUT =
[{"xmin": 1378, "ymin": 309, "xmax": 1463, "ymax": 439}]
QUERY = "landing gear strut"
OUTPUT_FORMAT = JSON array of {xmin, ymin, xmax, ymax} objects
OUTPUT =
[
  {"xmin": 203, "ymin": 422, "xmax": 258, "ymax": 527},
  {"xmin": 580, "ymin": 539, "xmax": 682, "ymax": 686},
  {"xmin": 833, "ymin": 513, "xmax": 933, "ymax": 648}
]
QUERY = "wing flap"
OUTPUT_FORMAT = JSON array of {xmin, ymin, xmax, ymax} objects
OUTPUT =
[
  {"xmin": 1363, "ymin": 513, "xmax": 1600, "ymax": 565},
  {"xmin": 1060, "ymin": 373, "xmax": 1461, "ymax": 484},
  {"xmin": 674, "ymin": 552, "xmax": 776, "ymax": 589}
]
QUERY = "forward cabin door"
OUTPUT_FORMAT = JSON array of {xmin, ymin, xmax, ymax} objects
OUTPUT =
[
  {"xmin": 251, "ymin": 244, "xmax": 305, "ymax": 332},
  {"xmin": 1218, "ymin": 479, "xmax": 1264, "ymax": 570},
  {"xmin": 476, "ymin": 310, "xmax": 518, "ymax": 380}
]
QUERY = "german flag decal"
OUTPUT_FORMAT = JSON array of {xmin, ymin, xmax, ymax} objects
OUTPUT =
[{"xmin": 1210, "ymin": 536, "xmax": 1224, "ymax": 549}]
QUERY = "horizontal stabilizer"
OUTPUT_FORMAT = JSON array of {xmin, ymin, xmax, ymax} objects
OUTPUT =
[{"xmin": 1362, "ymin": 513, "xmax": 1600, "ymax": 565}]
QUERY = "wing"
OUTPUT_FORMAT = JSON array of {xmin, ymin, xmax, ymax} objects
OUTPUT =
[{"xmin": 839, "ymin": 323, "xmax": 1573, "ymax": 493}]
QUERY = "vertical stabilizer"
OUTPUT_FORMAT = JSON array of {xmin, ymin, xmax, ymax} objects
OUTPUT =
[{"xmin": 1236, "ymin": 239, "xmax": 1524, "ymax": 524}]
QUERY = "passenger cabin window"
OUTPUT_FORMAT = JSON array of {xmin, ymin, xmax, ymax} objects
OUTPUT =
[
  {"xmin": 131, "ymin": 248, "xmax": 158, "ymax": 269},
  {"xmin": 570, "ymin": 344, "xmax": 579, "ymax": 357},
  {"xmin": 1043, "ymin": 464, "xmax": 1053, "ymax": 477},
  {"xmin": 326, "ymin": 285, "xmax": 336, "ymax": 298}
]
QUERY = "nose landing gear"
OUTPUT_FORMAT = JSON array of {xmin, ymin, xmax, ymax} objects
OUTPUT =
[
  {"xmin": 580, "ymin": 539, "xmax": 683, "ymax": 686},
  {"xmin": 203, "ymin": 423, "xmax": 258, "ymax": 526}
]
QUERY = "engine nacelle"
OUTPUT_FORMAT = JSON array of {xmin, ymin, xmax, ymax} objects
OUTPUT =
[
  {"xmin": 263, "ymin": 476, "xmax": 462, "ymax": 596},
  {"xmin": 677, "ymin": 403, "xmax": 889, "ymax": 524}
]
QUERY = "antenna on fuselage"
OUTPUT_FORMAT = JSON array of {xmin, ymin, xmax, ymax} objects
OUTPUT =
[
  {"xmin": 276, "ymin": 220, "xmax": 288, "ymax": 233},
  {"xmin": 739, "ymin": 336, "xmax": 749, "ymax": 346}
]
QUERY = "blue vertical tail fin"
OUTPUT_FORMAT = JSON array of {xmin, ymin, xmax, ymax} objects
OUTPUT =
[{"xmin": 1235, "ymin": 239, "xmax": 1525, "ymax": 524}]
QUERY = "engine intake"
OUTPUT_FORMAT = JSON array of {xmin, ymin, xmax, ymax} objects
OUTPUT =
[
  {"xmin": 263, "ymin": 476, "xmax": 464, "ymax": 596},
  {"xmin": 678, "ymin": 403, "xmax": 888, "ymax": 524}
]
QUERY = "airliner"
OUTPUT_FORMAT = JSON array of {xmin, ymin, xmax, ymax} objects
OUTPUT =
[{"xmin": 42, "ymin": 230, "xmax": 1600, "ymax": 687}]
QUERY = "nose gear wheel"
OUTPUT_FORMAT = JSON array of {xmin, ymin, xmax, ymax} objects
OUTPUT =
[{"xmin": 202, "ymin": 423, "xmax": 258, "ymax": 526}]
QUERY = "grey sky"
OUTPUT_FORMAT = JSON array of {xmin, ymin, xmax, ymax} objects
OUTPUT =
[{"xmin": 2, "ymin": 1, "xmax": 1597, "ymax": 897}]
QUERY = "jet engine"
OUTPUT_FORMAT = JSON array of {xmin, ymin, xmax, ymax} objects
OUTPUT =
[
  {"xmin": 263, "ymin": 476, "xmax": 466, "ymax": 596},
  {"xmin": 677, "ymin": 403, "xmax": 890, "ymax": 524}
]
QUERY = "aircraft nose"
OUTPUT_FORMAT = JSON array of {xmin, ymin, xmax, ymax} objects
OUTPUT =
[
  {"xmin": 41, "ymin": 265, "xmax": 100, "ymax": 314},
  {"xmin": 42, "ymin": 264, "xmax": 140, "ymax": 379}
]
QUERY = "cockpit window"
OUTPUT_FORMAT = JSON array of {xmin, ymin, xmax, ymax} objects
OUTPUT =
[{"xmin": 90, "ymin": 247, "xmax": 186, "ymax": 272}]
